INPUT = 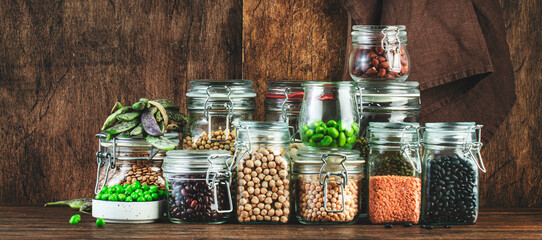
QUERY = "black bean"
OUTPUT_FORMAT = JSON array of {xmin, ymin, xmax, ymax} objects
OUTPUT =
[
  {"xmin": 403, "ymin": 223, "xmax": 412, "ymax": 227},
  {"xmin": 385, "ymin": 224, "xmax": 393, "ymax": 229}
]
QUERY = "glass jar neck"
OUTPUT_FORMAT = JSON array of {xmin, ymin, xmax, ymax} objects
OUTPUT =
[
  {"xmin": 186, "ymin": 79, "xmax": 256, "ymax": 110},
  {"xmin": 367, "ymin": 122, "xmax": 420, "ymax": 146},
  {"xmin": 352, "ymin": 25, "xmax": 407, "ymax": 45},
  {"xmin": 234, "ymin": 121, "xmax": 291, "ymax": 145}
]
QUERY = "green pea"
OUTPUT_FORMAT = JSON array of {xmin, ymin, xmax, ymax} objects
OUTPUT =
[
  {"xmin": 96, "ymin": 218, "xmax": 105, "ymax": 227},
  {"xmin": 320, "ymin": 136, "xmax": 333, "ymax": 147},
  {"xmin": 345, "ymin": 127, "xmax": 355, "ymax": 137},
  {"xmin": 309, "ymin": 122, "xmax": 319, "ymax": 129},
  {"xmin": 95, "ymin": 194, "xmax": 102, "ymax": 200},
  {"xmin": 69, "ymin": 214, "xmax": 81, "ymax": 225},
  {"xmin": 108, "ymin": 194, "xmax": 118, "ymax": 201},
  {"xmin": 327, "ymin": 120, "xmax": 337, "ymax": 128},
  {"xmin": 347, "ymin": 135, "xmax": 357, "ymax": 144},
  {"xmin": 142, "ymin": 185, "xmax": 150, "ymax": 191},
  {"xmin": 135, "ymin": 189, "xmax": 143, "ymax": 195},
  {"xmin": 149, "ymin": 185, "xmax": 158, "ymax": 193},
  {"xmin": 151, "ymin": 193, "xmax": 159, "ymax": 200},
  {"xmin": 301, "ymin": 125, "xmax": 309, "ymax": 132},
  {"xmin": 125, "ymin": 196, "xmax": 133, "ymax": 202},
  {"xmin": 328, "ymin": 127, "xmax": 339, "ymax": 138},
  {"xmin": 158, "ymin": 190, "xmax": 166, "ymax": 197},
  {"xmin": 125, "ymin": 188, "xmax": 133, "ymax": 195},
  {"xmin": 305, "ymin": 129, "xmax": 314, "ymax": 138},
  {"xmin": 118, "ymin": 194, "xmax": 126, "ymax": 201},
  {"xmin": 310, "ymin": 133, "xmax": 324, "ymax": 142},
  {"xmin": 137, "ymin": 197, "xmax": 146, "ymax": 202},
  {"xmin": 132, "ymin": 181, "xmax": 141, "ymax": 189},
  {"xmin": 144, "ymin": 194, "xmax": 153, "ymax": 201},
  {"xmin": 315, "ymin": 126, "xmax": 326, "ymax": 134},
  {"xmin": 338, "ymin": 132, "xmax": 346, "ymax": 147},
  {"xmin": 105, "ymin": 187, "xmax": 114, "ymax": 194},
  {"xmin": 100, "ymin": 193, "xmax": 110, "ymax": 201},
  {"xmin": 309, "ymin": 138, "xmax": 317, "ymax": 147},
  {"xmin": 130, "ymin": 193, "xmax": 139, "ymax": 199}
]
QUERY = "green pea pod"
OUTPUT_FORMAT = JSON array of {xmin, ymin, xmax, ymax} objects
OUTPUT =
[
  {"xmin": 347, "ymin": 135, "xmax": 357, "ymax": 144},
  {"xmin": 146, "ymin": 135, "xmax": 177, "ymax": 151},
  {"xmin": 132, "ymin": 101, "xmax": 146, "ymax": 111},
  {"xmin": 110, "ymin": 102, "xmax": 122, "ymax": 113},
  {"xmin": 101, "ymin": 106, "xmax": 131, "ymax": 131},
  {"xmin": 345, "ymin": 127, "xmax": 355, "ymax": 137},
  {"xmin": 320, "ymin": 136, "xmax": 333, "ymax": 147},
  {"xmin": 315, "ymin": 126, "xmax": 326, "ymax": 134},
  {"xmin": 152, "ymin": 99, "xmax": 180, "ymax": 110},
  {"xmin": 117, "ymin": 111, "xmax": 141, "ymax": 121},
  {"xmin": 105, "ymin": 119, "xmax": 139, "ymax": 135},
  {"xmin": 310, "ymin": 133, "xmax": 324, "ymax": 142},
  {"xmin": 79, "ymin": 202, "xmax": 92, "ymax": 214},
  {"xmin": 141, "ymin": 107, "xmax": 163, "ymax": 136},
  {"xmin": 155, "ymin": 110, "xmax": 163, "ymax": 122},
  {"xmin": 328, "ymin": 127, "xmax": 339, "ymax": 138},
  {"xmin": 338, "ymin": 132, "xmax": 346, "ymax": 147},
  {"xmin": 129, "ymin": 123, "xmax": 143, "ymax": 136},
  {"xmin": 327, "ymin": 120, "xmax": 337, "ymax": 128},
  {"xmin": 166, "ymin": 110, "xmax": 188, "ymax": 126},
  {"xmin": 45, "ymin": 198, "xmax": 92, "ymax": 209}
]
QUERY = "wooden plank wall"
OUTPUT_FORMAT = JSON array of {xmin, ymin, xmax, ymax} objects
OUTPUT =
[{"xmin": 0, "ymin": 0, "xmax": 540, "ymax": 207}]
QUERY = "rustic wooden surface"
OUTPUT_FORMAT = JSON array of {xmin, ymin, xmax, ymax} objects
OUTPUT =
[
  {"xmin": 1, "ymin": 206, "xmax": 542, "ymax": 239},
  {"xmin": 0, "ymin": 0, "xmax": 242, "ymax": 203},
  {"xmin": 0, "ymin": 0, "xmax": 540, "ymax": 208}
]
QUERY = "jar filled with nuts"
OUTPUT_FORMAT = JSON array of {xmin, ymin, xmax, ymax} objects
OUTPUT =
[
  {"xmin": 354, "ymin": 80, "xmax": 420, "ymax": 158},
  {"xmin": 162, "ymin": 150, "xmax": 234, "ymax": 224},
  {"xmin": 298, "ymin": 81, "xmax": 362, "ymax": 150},
  {"xmin": 349, "ymin": 25, "xmax": 409, "ymax": 81},
  {"xmin": 94, "ymin": 133, "xmax": 180, "ymax": 194},
  {"xmin": 420, "ymin": 122, "xmax": 485, "ymax": 225},
  {"xmin": 233, "ymin": 121, "xmax": 292, "ymax": 224},
  {"xmin": 367, "ymin": 122, "xmax": 422, "ymax": 224},
  {"xmin": 292, "ymin": 150, "xmax": 364, "ymax": 224},
  {"xmin": 183, "ymin": 80, "xmax": 256, "ymax": 154}
]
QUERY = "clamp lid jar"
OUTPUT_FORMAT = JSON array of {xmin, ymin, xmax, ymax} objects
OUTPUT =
[
  {"xmin": 183, "ymin": 80, "xmax": 256, "ymax": 154},
  {"xmin": 265, "ymin": 81, "xmax": 304, "ymax": 141},
  {"xmin": 162, "ymin": 150, "xmax": 233, "ymax": 224},
  {"xmin": 349, "ymin": 25, "xmax": 409, "ymax": 81},
  {"xmin": 293, "ymin": 150, "xmax": 364, "ymax": 224}
]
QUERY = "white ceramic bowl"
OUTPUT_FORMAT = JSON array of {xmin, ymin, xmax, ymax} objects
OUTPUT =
[{"xmin": 92, "ymin": 199, "xmax": 163, "ymax": 223}]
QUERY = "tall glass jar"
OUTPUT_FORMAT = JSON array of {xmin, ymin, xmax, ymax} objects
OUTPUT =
[
  {"xmin": 367, "ymin": 122, "xmax": 421, "ymax": 224},
  {"xmin": 349, "ymin": 25, "xmax": 409, "ymax": 81},
  {"xmin": 162, "ymin": 150, "xmax": 233, "ymax": 224},
  {"xmin": 298, "ymin": 81, "xmax": 361, "ymax": 150},
  {"xmin": 183, "ymin": 80, "xmax": 256, "ymax": 154},
  {"xmin": 95, "ymin": 133, "xmax": 180, "ymax": 194},
  {"xmin": 421, "ymin": 122, "xmax": 485, "ymax": 225},
  {"xmin": 233, "ymin": 121, "xmax": 291, "ymax": 224},
  {"xmin": 293, "ymin": 150, "xmax": 364, "ymax": 224},
  {"xmin": 354, "ymin": 81, "xmax": 420, "ymax": 157}
]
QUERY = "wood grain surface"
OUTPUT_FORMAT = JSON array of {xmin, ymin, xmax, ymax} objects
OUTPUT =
[
  {"xmin": 0, "ymin": 0, "xmax": 540, "ymax": 208},
  {"xmin": 1, "ymin": 206, "xmax": 542, "ymax": 239}
]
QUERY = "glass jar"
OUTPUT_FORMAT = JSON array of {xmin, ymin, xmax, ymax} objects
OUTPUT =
[
  {"xmin": 94, "ymin": 133, "xmax": 180, "ymax": 194},
  {"xmin": 293, "ymin": 150, "xmax": 364, "ymax": 224},
  {"xmin": 183, "ymin": 80, "xmax": 256, "ymax": 154},
  {"xmin": 298, "ymin": 81, "xmax": 361, "ymax": 150},
  {"xmin": 367, "ymin": 122, "xmax": 421, "ymax": 224},
  {"xmin": 162, "ymin": 150, "xmax": 233, "ymax": 224},
  {"xmin": 349, "ymin": 25, "xmax": 409, "ymax": 81},
  {"xmin": 354, "ymin": 81, "xmax": 420, "ymax": 157},
  {"xmin": 233, "ymin": 121, "xmax": 291, "ymax": 224},
  {"xmin": 421, "ymin": 122, "xmax": 485, "ymax": 225}
]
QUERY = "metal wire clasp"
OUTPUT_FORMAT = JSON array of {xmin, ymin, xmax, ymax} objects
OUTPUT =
[
  {"xmin": 94, "ymin": 137, "xmax": 117, "ymax": 194},
  {"xmin": 204, "ymin": 86, "xmax": 233, "ymax": 142},
  {"xmin": 318, "ymin": 153, "xmax": 348, "ymax": 213},
  {"xmin": 205, "ymin": 153, "xmax": 233, "ymax": 213},
  {"xmin": 465, "ymin": 125, "xmax": 485, "ymax": 172},
  {"xmin": 381, "ymin": 26, "xmax": 402, "ymax": 72},
  {"xmin": 401, "ymin": 125, "xmax": 422, "ymax": 173}
]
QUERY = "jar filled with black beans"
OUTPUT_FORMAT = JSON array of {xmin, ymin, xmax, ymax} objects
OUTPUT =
[
  {"xmin": 163, "ymin": 150, "xmax": 233, "ymax": 224},
  {"xmin": 421, "ymin": 122, "xmax": 485, "ymax": 225}
]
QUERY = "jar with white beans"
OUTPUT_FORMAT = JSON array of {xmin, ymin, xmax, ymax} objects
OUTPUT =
[{"xmin": 233, "ymin": 121, "xmax": 292, "ymax": 224}]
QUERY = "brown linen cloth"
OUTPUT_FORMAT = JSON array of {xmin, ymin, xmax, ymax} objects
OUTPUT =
[{"xmin": 341, "ymin": 0, "xmax": 516, "ymax": 143}]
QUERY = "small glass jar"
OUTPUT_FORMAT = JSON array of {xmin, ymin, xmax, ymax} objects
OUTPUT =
[
  {"xmin": 162, "ymin": 150, "xmax": 234, "ymax": 224},
  {"xmin": 293, "ymin": 150, "xmax": 364, "ymax": 224},
  {"xmin": 233, "ymin": 121, "xmax": 292, "ymax": 224},
  {"xmin": 367, "ymin": 122, "xmax": 421, "ymax": 224},
  {"xmin": 349, "ymin": 25, "xmax": 409, "ymax": 81},
  {"xmin": 421, "ymin": 122, "xmax": 485, "ymax": 225},
  {"xmin": 298, "ymin": 81, "xmax": 361, "ymax": 150},
  {"xmin": 354, "ymin": 81, "xmax": 420, "ymax": 157},
  {"xmin": 94, "ymin": 133, "xmax": 180, "ymax": 194},
  {"xmin": 183, "ymin": 80, "xmax": 256, "ymax": 154}
]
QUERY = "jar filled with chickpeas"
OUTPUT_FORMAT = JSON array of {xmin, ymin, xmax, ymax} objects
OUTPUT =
[
  {"xmin": 94, "ymin": 133, "xmax": 180, "ymax": 194},
  {"xmin": 233, "ymin": 121, "xmax": 292, "ymax": 224},
  {"xmin": 183, "ymin": 80, "xmax": 256, "ymax": 154},
  {"xmin": 292, "ymin": 150, "xmax": 364, "ymax": 224}
]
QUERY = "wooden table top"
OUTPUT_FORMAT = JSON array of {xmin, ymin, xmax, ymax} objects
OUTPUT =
[{"xmin": 1, "ymin": 205, "xmax": 541, "ymax": 239}]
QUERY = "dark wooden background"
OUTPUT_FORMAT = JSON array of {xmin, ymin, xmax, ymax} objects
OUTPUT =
[{"xmin": 0, "ymin": 0, "xmax": 540, "ymax": 207}]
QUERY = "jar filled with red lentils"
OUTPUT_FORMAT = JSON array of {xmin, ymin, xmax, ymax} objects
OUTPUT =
[
  {"xmin": 420, "ymin": 122, "xmax": 484, "ymax": 225},
  {"xmin": 163, "ymin": 150, "xmax": 233, "ymax": 224},
  {"xmin": 292, "ymin": 150, "xmax": 364, "ymax": 224},
  {"xmin": 367, "ymin": 122, "xmax": 421, "ymax": 224},
  {"xmin": 94, "ymin": 133, "xmax": 180, "ymax": 194},
  {"xmin": 183, "ymin": 80, "xmax": 256, "ymax": 154},
  {"xmin": 232, "ymin": 121, "xmax": 292, "ymax": 224},
  {"xmin": 349, "ymin": 25, "xmax": 409, "ymax": 81}
]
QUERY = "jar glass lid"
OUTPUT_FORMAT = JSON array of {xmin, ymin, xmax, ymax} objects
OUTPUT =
[
  {"xmin": 423, "ymin": 122, "xmax": 482, "ymax": 145},
  {"xmin": 163, "ymin": 150, "xmax": 231, "ymax": 173},
  {"xmin": 368, "ymin": 122, "xmax": 420, "ymax": 145},
  {"xmin": 351, "ymin": 25, "xmax": 407, "ymax": 44},
  {"xmin": 293, "ymin": 149, "xmax": 364, "ymax": 173},
  {"xmin": 186, "ymin": 79, "xmax": 257, "ymax": 98},
  {"xmin": 234, "ymin": 121, "xmax": 291, "ymax": 144},
  {"xmin": 265, "ymin": 81, "xmax": 304, "ymax": 100}
]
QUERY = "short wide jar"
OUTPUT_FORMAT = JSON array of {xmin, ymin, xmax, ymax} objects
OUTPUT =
[
  {"xmin": 162, "ymin": 150, "xmax": 234, "ymax": 224},
  {"xmin": 293, "ymin": 150, "xmax": 364, "ymax": 224}
]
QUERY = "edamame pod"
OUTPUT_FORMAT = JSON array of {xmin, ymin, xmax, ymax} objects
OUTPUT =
[
  {"xmin": 105, "ymin": 119, "xmax": 139, "ymax": 135},
  {"xmin": 141, "ymin": 107, "xmax": 163, "ymax": 136},
  {"xmin": 146, "ymin": 135, "xmax": 177, "ymax": 151},
  {"xmin": 338, "ymin": 132, "xmax": 346, "ymax": 147},
  {"xmin": 101, "ymin": 106, "xmax": 131, "ymax": 130},
  {"xmin": 129, "ymin": 123, "xmax": 143, "ymax": 136},
  {"xmin": 117, "ymin": 111, "xmax": 141, "ymax": 121}
]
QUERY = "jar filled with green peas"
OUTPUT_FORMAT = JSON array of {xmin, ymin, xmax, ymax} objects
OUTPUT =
[{"xmin": 298, "ymin": 82, "xmax": 362, "ymax": 150}]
